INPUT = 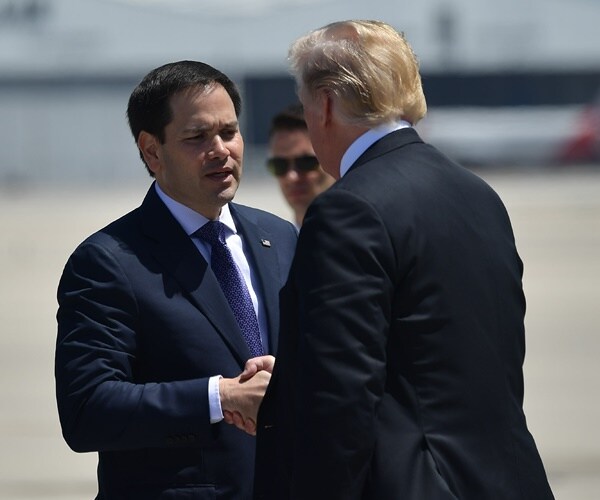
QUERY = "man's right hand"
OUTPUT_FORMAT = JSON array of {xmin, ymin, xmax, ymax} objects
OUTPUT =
[
  {"xmin": 219, "ymin": 367, "xmax": 271, "ymax": 435},
  {"xmin": 239, "ymin": 355, "xmax": 276, "ymax": 382}
]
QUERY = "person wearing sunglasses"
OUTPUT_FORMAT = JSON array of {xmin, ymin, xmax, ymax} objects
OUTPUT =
[{"xmin": 266, "ymin": 103, "xmax": 335, "ymax": 228}]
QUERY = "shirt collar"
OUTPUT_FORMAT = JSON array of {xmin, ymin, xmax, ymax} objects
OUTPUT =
[
  {"xmin": 339, "ymin": 120, "xmax": 412, "ymax": 178},
  {"xmin": 154, "ymin": 182, "xmax": 237, "ymax": 236}
]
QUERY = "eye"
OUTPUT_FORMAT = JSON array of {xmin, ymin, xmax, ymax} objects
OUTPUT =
[
  {"xmin": 186, "ymin": 132, "xmax": 206, "ymax": 142},
  {"xmin": 220, "ymin": 128, "xmax": 238, "ymax": 141}
]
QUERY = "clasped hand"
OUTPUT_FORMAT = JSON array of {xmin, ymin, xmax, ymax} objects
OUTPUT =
[{"xmin": 219, "ymin": 355, "xmax": 275, "ymax": 436}]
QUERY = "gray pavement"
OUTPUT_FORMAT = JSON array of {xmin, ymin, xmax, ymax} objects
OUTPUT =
[{"xmin": 1, "ymin": 166, "xmax": 599, "ymax": 499}]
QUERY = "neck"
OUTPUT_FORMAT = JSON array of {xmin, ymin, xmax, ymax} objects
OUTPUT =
[{"xmin": 294, "ymin": 208, "xmax": 305, "ymax": 228}]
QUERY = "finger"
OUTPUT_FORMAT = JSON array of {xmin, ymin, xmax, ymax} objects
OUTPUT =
[
  {"xmin": 223, "ymin": 410, "xmax": 234, "ymax": 425},
  {"xmin": 263, "ymin": 355, "xmax": 275, "ymax": 373},
  {"xmin": 244, "ymin": 418, "xmax": 257, "ymax": 436},
  {"xmin": 256, "ymin": 355, "xmax": 275, "ymax": 373},
  {"xmin": 239, "ymin": 363, "xmax": 258, "ymax": 382},
  {"xmin": 240, "ymin": 355, "xmax": 276, "ymax": 381},
  {"xmin": 232, "ymin": 411, "xmax": 246, "ymax": 431}
]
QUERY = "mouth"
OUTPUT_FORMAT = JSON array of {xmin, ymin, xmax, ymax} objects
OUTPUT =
[
  {"xmin": 206, "ymin": 167, "xmax": 234, "ymax": 182},
  {"xmin": 285, "ymin": 186, "xmax": 309, "ymax": 196}
]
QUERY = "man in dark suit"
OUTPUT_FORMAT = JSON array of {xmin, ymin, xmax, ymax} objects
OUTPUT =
[
  {"xmin": 252, "ymin": 21, "xmax": 555, "ymax": 499},
  {"xmin": 55, "ymin": 61, "xmax": 297, "ymax": 499}
]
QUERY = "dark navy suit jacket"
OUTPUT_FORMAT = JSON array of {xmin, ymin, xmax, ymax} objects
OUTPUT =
[
  {"xmin": 255, "ymin": 128, "xmax": 554, "ymax": 499},
  {"xmin": 55, "ymin": 183, "xmax": 297, "ymax": 499}
]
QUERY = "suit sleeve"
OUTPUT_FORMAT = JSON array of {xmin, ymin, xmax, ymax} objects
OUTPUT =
[
  {"xmin": 288, "ymin": 188, "xmax": 396, "ymax": 499},
  {"xmin": 55, "ymin": 241, "xmax": 211, "ymax": 453}
]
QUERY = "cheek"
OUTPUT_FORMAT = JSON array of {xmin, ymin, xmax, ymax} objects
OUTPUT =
[
  {"xmin": 232, "ymin": 135, "xmax": 244, "ymax": 158},
  {"xmin": 278, "ymin": 177, "xmax": 295, "ymax": 188},
  {"xmin": 305, "ymin": 171, "xmax": 323, "ymax": 185}
]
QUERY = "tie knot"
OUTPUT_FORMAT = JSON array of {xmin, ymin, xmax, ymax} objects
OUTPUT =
[{"xmin": 196, "ymin": 220, "xmax": 226, "ymax": 247}]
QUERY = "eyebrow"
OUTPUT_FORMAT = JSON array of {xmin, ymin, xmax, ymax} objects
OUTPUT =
[{"xmin": 182, "ymin": 121, "xmax": 239, "ymax": 134}]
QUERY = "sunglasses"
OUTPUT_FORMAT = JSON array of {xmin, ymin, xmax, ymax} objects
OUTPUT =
[{"xmin": 266, "ymin": 155, "xmax": 320, "ymax": 176}]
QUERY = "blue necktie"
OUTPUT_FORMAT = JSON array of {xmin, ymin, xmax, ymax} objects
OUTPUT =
[{"xmin": 196, "ymin": 221, "xmax": 264, "ymax": 357}]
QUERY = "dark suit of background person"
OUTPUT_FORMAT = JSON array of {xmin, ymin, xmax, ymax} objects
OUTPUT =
[
  {"xmin": 254, "ymin": 21, "xmax": 554, "ymax": 500},
  {"xmin": 55, "ymin": 61, "xmax": 297, "ymax": 499}
]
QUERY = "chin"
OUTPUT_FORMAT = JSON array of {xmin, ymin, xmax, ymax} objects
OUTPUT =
[
  {"xmin": 217, "ymin": 185, "xmax": 238, "ymax": 204},
  {"xmin": 288, "ymin": 199, "xmax": 310, "ymax": 212}
]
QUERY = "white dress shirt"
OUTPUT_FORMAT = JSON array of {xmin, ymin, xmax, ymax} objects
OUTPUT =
[
  {"xmin": 340, "ymin": 120, "xmax": 412, "ymax": 178},
  {"xmin": 155, "ymin": 183, "xmax": 269, "ymax": 423}
]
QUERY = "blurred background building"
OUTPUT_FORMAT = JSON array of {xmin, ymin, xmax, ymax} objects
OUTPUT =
[
  {"xmin": 0, "ymin": 0, "xmax": 599, "ymax": 186},
  {"xmin": 1, "ymin": 3, "xmax": 599, "ymax": 499}
]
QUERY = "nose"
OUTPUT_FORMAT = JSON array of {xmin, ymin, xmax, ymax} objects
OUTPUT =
[
  {"xmin": 209, "ymin": 135, "xmax": 230, "ymax": 159},
  {"xmin": 283, "ymin": 167, "xmax": 300, "ymax": 181}
]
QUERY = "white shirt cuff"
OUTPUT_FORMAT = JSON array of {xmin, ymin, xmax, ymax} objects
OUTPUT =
[{"xmin": 208, "ymin": 375, "xmax": 224, "ymax": 423}]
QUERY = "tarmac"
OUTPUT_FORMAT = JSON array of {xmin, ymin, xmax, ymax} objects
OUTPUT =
[{"xmin": 1, "ymin": 166, "xmax": 599, "ymax": 499}]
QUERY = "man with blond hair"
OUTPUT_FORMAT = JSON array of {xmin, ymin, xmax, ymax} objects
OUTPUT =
[{"xmin": 250, "ymin": 20, "xmax": 554, "ymax": 499}]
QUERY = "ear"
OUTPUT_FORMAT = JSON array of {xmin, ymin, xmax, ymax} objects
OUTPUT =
[
  {"xmin": 138, "ymin": 131, "xmax": 161, "ymax": 175},
  {"xmin": 318, "ymin": 89, "xmax": 335, "ymax": 127}
]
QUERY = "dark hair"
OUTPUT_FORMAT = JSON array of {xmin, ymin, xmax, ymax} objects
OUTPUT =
[
  {"xmin": 127, "ymin": 60, "xmax": 242, "ymax": 174},
  {"xmin": 269, "ymin": 102, "xmax": 307, "ymax": 138}
]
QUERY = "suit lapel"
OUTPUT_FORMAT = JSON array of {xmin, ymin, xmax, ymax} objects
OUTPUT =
[
  {"xmin": 230, "ymin": 204, "xmax": 283, "ymax": 355},
  {"xmin": 139, "ymin": 185, "xmax": 251, "ymax": 365}
]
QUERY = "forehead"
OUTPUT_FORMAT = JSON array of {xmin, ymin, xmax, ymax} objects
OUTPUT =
[
  {"xmin": 168, "ymin": 84, "xmax": 237, "ymax": 122},
  {"xmin": 271, "ymin": 127, "xmax": 310, "ymax": 143},
  {"xmin": 269, "ymin": 128, "xmax": 314, "ymax": 155}
]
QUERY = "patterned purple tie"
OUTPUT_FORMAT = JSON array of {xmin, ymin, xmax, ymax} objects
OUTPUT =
[{"xmin": 196, "ymin": 221, "xmax": 264, "ymax": 357}]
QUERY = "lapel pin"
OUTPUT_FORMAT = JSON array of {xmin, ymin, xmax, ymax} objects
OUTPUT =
[{"xmin": 260, "ymin": 239, "xmax": 271, "ymax": 247}]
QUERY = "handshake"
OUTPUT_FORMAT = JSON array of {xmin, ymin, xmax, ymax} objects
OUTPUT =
[{"xmin": 219, "ymin": 355, "xmax": 275, "ymax": 435}]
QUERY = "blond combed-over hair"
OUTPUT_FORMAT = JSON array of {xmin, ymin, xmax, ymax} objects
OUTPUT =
[{"xmin": 288, "ymin": 20, "xmax": 427, "ymax": 127}]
